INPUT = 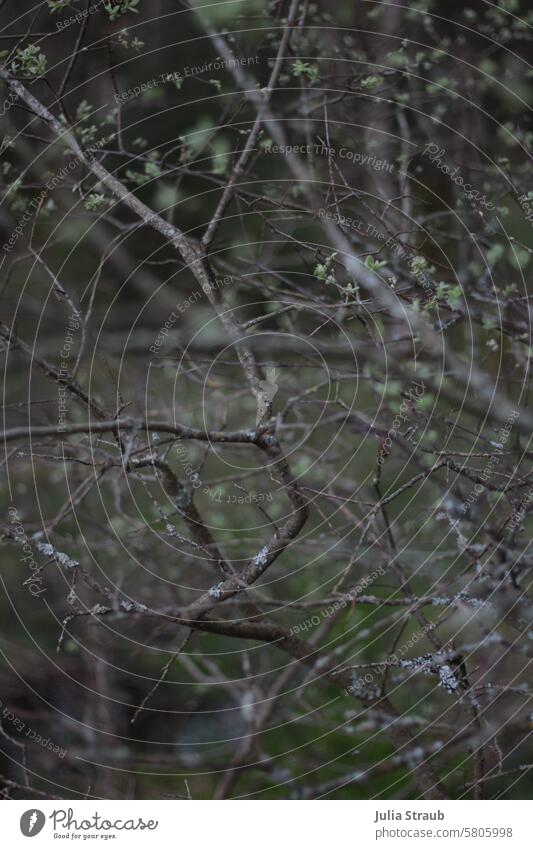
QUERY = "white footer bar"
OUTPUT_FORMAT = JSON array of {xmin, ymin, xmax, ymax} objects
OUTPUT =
[{"xmin": 3, "ymin": 800, "xmax": 528, "ymax": 847}]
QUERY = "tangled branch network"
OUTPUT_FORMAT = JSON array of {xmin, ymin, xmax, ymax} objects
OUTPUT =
[{"xmin": 0, "ymin": 0, "xmax": 532, "ymax": 801}]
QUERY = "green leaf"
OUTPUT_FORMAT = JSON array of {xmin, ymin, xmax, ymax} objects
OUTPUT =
[{"xmin": 365, "ymin": 255, "xmax": 387, "ymax": 271}]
